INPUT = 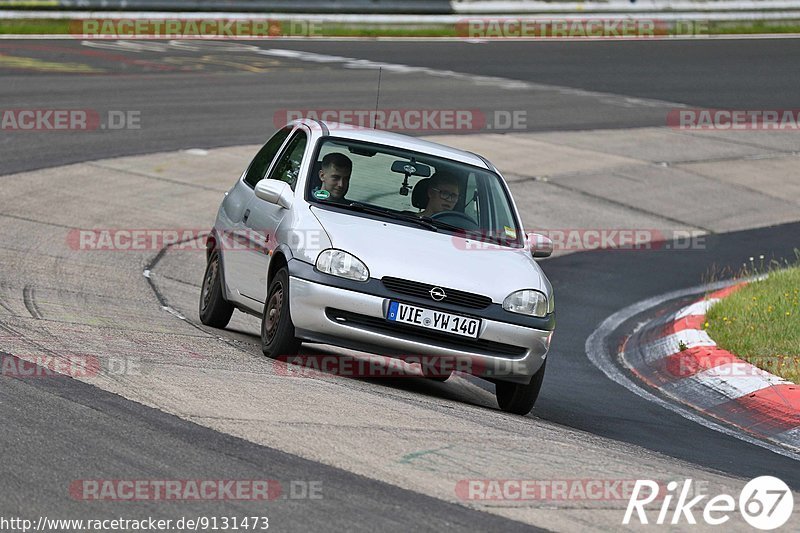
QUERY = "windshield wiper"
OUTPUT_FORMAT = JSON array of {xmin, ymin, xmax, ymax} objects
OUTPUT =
[
  {"xmin": 418, "ymin": 216, "xmax": 467, "ymax": 233},
  {"xmin": 419, "ymin": 216, "xmax": 519, "ymax": 246},
  {"xmin": 339, "ymin": 202, "xmax": 439, "ymax": 232}
]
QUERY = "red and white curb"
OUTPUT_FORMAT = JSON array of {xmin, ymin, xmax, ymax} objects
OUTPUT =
[{"xmin": 621, "ymin": 283, "xmax": 800, "ymax": 450}]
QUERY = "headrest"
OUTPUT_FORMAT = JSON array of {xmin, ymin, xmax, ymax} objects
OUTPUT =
[{"xmin": 411, "ymin": 178, "xmax": 431, "ymax": 209}]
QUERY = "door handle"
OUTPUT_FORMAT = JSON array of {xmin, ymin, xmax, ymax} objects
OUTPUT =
[{"xmin": 243, "ymin": 209, "xmax": 250, "ymax": 223}]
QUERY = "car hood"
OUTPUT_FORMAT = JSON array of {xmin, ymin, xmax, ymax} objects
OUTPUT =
[{"xmin": 310, "ymin": 207, "xmax": 551, "ymax": 304}]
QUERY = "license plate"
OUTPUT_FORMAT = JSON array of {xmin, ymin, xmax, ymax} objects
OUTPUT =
[{"xmin": 386, "ymin": 301, "xmax": 480, "ymax": 338}]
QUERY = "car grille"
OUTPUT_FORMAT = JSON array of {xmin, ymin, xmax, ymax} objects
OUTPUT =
[
  {"xmin": 326, "ymin": 309, "xmax": 527, "ymax": 358},
  {"xmin": 381, "ymin": 277, "xmax": 492, "ymax": 309}
]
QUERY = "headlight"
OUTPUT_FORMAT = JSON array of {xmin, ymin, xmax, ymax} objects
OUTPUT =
[
  {"xmin": 503, "ymin": 289, "xmax": 549, "ymax": 317},
  {"xmin": 315, "ymin": 249, "xmax": 369, "ymax": 282}
]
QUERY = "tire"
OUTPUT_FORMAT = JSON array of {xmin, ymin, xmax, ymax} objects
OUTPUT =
[
  {"xmin": 199, "ymin": 249, "xmax": 234, "ymax": 328},
  {"xmin": 261, "ymin": 266, "xmax": 301, "ymax": 358},
  {"xmin": 425, "ymin": 372, "xmax": 452, "ymax": 382},
  {"xmin": 495, "ymin": 360, "xmax": 546, "ymax": 415}
]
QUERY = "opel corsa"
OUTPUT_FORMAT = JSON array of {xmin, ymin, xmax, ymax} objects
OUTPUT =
[{"xmin": 199, "ymin": 120, "xmax": 555, "ymax": 415}]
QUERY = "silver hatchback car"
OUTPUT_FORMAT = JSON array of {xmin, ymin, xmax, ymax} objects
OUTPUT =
[{"xmin": 199, "ymin": 120, "xmax": 555, "ymax": 415}]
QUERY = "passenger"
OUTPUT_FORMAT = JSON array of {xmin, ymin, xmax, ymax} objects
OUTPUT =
[
  {"xmin": 419, "ymin": 171, "xmax": 460, "ymax": 217},
  {"xmin": 316, "ymin": 152, "xmax": 353, "ymax": 202}
]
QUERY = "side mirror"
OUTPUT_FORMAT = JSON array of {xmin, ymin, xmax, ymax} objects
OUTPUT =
[
  {"xmin": 528, "ymin": 232, "xmax": 553, "ymax": 258},
  {"xmin": 255, "ymin": 180, "xmax": 293, "ymax": 209}
]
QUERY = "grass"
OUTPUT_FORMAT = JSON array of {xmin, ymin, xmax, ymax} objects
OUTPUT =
[
  {"xmin": 0, "ymin": 19, "xmax": 458, "ymax": 36},
  {"xmin": 3, "ymin": 18, "xmax": 800, "ymax": 37},
  {"xmin": 0, "ymin": 18, "xmax": 72, "ymax": 34},
  {"xmin": 705, "ymin": 265, "xmax": 800, "ymax": 384}
]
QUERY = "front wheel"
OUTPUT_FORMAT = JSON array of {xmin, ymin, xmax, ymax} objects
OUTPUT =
[
  {"xmin": 261, "ymin": 267, "xmax": 301, "ymax": 358},
  {"xmin": 199, "ymin": 250, "xmax": 234, "ymax": 328},
  {"xmin": 495, "ymin": 360, "xmax": 546, "ymax": 415}
]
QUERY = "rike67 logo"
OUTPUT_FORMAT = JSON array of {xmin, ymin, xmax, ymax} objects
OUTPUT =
[{"xmin": 624, "ymin": 476, "xmax": 794, "ymax": 530}]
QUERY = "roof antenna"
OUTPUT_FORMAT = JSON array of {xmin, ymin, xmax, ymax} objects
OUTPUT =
[{"xmin": 372, "ymin": 67, "xmax": 382, "ymax": 129}]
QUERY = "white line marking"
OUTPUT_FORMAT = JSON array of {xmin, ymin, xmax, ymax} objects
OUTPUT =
[
  {"xmin": 256, "ymin": 48, "xmax": 529, "ymax": 91},
  {"xmin": 636, "ymin": 328, "xmax": 717, "ymax": 362},
  {"xmin": 585, "ymin": 279, "xmax": 800, "ymax": 460},
  {"xmin": 694, "ymin": 363, "xmax": 791, "ymax": 397},
  {"xmin": 672, "ymin": 328, "xmax": 716, "ymax": 348},
  {"xmin": 675, "ymin": 298, "xmax": 719, "ymax": 318},
  {"xmin": 777, "ymin": 427, "xmax": 800, "ymax": 446},
  {"xmin": 162, "ymin": 305, "xmax": 186, "ymax": 321},
  {"xmin": 255, "ymin": 47, "xmax": 686, "ymax": 107}
]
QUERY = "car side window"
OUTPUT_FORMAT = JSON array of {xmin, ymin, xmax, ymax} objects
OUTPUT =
[
  {"xmin": 266, "ymin": 131, "xmax": 307, "ymax": 191},
  {"xmin": 243, "ymin": 126, "xmax": 292, "ymax": 188}
]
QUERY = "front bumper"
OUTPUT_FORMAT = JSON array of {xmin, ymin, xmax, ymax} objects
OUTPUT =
[{"xmin": 288, "ymin": 261, "xmax": 552, "ymax": 383}]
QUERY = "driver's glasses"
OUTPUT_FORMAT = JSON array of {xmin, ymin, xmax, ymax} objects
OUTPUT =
[{"xmin": 432, "ymin": 188, "xmax": 458, "ymax": 202}]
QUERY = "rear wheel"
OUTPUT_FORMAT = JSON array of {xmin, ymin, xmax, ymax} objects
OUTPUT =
[
  {"xmin": 261, "ymin": 267, "xmax": 301, "ymax": 358},
  {"xmin": 495, "ymin": 360, "xmax": 546, "ymax": 415},
  {"xmin": 199, "ymin": 250, "xmax": 234, "ymax": 328}
]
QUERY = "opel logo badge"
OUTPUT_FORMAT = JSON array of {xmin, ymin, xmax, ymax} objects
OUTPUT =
[
  {"xmin": 429, "ymin": 287, "xmax": 446, "ymax": 301},
  {"xmin": 403, "ymin": 164, "xmax": 417, "ymax": 174}
]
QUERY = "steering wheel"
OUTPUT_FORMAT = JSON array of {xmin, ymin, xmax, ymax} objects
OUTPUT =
[{"xmin": 431, "ymin": 211, "xmax": 479, "ymax": 230}]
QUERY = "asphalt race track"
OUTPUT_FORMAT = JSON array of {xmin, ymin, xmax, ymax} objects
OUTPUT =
[
  {"xmin": 1, "ymin": 38, "xmax": 799, "ymax": 531},
  {"xmin": 4, "ymin": 38, "xmax": 800, "ymax": 174}
]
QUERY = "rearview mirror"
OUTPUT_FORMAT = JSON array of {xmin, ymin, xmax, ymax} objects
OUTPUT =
[
  {"xmin": 255, "ymin": 180, "xmax": 293, "ymax": 209},
  {"xmin": 528, "ymin": 232, "xmax": 553, "ymax": 258},
  {"xmin": 391, "ymin": 160, "xmax": 431, "ymax": 177}
]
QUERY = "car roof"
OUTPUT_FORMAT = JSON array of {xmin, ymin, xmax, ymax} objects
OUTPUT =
[{"xmin": 302, "ymin": 120, "xmax": 491, "ymax": 170}]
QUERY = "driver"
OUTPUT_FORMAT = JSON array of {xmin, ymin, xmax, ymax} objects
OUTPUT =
[{"xmin": 419, "ymin": 171, "xmax": 460, "ymax": 217}]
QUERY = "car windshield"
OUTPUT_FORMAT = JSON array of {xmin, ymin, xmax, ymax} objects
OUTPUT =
[{"xmin": 306, "ymin": 137, "xmax": 522, "ymax": 247}]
